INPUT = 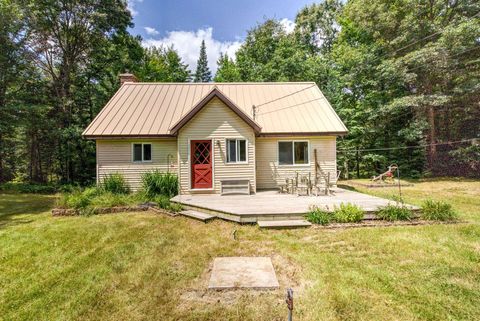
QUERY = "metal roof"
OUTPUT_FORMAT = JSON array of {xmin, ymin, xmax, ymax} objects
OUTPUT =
[{"xmin": 83, "ymin": 82, "xmax": 348, "ymax": 138}]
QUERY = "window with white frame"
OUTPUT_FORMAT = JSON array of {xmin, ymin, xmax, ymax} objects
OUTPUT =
[
  {"xmin": 133, "ymin": 143, "xmax": 152, "ymax": 162},
  {"xmin": 226, "ymin": 139, "xmax": 247, "ymax": 163},
  {"xmin": 278, "ymin": 141, "xmax": 309, "ymax": 165}
]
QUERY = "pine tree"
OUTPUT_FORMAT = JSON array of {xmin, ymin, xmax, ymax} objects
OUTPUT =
[{"xmin": 194, "ymin": 40, "xmax": 212, "ymax": 82}]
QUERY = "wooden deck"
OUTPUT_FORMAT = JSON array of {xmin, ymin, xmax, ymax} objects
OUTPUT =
[{"xmin": 171, "ymin": 189, "xmax": 419, "ymax": 223}]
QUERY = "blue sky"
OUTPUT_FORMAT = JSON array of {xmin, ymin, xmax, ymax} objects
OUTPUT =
[{"xmin": 127, "ymin": 0, "xmax": 317, "ymax": 72}]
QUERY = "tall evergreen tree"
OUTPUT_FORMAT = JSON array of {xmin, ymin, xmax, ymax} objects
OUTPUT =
[{"xmin": 194, "ymin": 40, "xmax": 212, "ymax": 82}]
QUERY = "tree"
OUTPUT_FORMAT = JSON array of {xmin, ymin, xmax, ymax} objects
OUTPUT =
[
  {"xmin": 22, "ymin": 0, "xmax": 134, "ymax": 183},
  {"xmin": 139, "ymin": 46, "xmax": 190, "ymax": 82},
  {"xmin": 294, "ymin": 0, "xmax": 343, "ymax": 54},
  {"xmin": 214, "ymin": 53, "xmax": 241, "ymax": 82},
  {"xmin": 194, "ymin": 40, "xmax": 212, "ymax": 82}
]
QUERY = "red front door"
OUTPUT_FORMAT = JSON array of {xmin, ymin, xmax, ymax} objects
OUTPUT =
[{"xmin": 191, "ymin": 140, "xmax": 212, "ymax": 189}]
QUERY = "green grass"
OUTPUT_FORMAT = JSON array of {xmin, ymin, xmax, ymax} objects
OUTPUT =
[{"xmin": 1, "ymin": 179, "xmax": 480, "ymax": 320}]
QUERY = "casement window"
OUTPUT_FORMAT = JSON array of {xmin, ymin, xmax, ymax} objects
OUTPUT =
[
  {"xmin": 278, "ymin": 141, "xmax": 309, "ymax": 165},
  {"xmin": 132, "ymin": 143, "xmax": 152, "ymax": 162},
  {"xmin": 226, "ymin": 139, "xmax": 247, "ymax": 163}
]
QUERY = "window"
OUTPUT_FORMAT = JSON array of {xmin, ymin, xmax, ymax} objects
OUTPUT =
[
  {"xmin": 226, "ymin": 139, "xmax": 247, "ymax": 163},
  {"xmin": 278, "ymin": 141, "xmax": 309, "ymax": 165},
  {"xmin": 133, "ymin": 143, "xmax": 152, "ymax": 162}
]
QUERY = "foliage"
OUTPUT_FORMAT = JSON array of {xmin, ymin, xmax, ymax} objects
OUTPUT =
[
  {"xmin": 194, "ymin": 40, "xmax": 212, "ymax": 82},
  {"xmin": 333, "ymin": 203, "xmax": 364, "ymax": 223},
  {"xmin": 422, "ymin": 199, "xmax": 458, "ymax": 221},
  {"xmin": 141, "ymin": 171, "xmax": 179, "ymax": 199},
  {"xmin": 139, "ymin": 46, "xmax": 191, "ymax": 82},
  {"xmin": 0, "ymin": 182, "xmax": 58, "ymax": 194},
  {"xmin": 154, "ymin": 195, "xmax": 182, "ymax": 213},
  {"xmin": 56, "ymin": 187, "xmax": 100, "ymax": 210},
  {"xmin": 214, "ymin": 53, "xmax": 241, "ymax": 82},
  {"xmin": 449, "ymin": 144, "xmax": 480, "ymax": 177},
  {"xmin": 101, "ymin": 173, "xmax": 130, "ymax": 195},
  {"xmin": 377, "ymin": 204, "xmax": 413, "ymax": 221},
  {"xmin": 306, "ymin": 206, "xmax": 333, "ymax": 225}
]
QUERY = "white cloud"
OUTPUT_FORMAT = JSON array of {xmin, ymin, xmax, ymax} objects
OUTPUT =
[
  {"xmin": 127, "ymin": 0, "xmax": 143, "ymax": 17},
  {"xmin": 143, "ymin": 27, "xmax": 242, "ymax": 74},
  {"xmin": 144, "ymin": 27, "xmax": 159, "ymax": 36},
  {"xmin": 280, "ymin": 18, "xmax": 296, "ymax": 34}
]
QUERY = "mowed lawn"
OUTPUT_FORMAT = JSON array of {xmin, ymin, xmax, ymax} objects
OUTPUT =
[{"xmin": 1, "ymin": 179, "xmax": 479, "ymax": 321}]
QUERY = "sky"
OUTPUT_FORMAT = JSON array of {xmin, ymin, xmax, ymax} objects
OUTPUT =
[{"xmin": 127, "ymin": 0, "xmax": 317, "ymax": 73}]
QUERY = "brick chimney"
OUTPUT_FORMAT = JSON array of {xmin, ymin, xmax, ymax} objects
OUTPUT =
[{"xmin": 119, "ymin": 73, "xmax": 138, "ymax": 85}]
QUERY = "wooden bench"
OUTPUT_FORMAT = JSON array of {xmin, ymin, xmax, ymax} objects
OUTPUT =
[{"xmin": 220, "ymin": 179, "xmax": 250, "ymax": 195}]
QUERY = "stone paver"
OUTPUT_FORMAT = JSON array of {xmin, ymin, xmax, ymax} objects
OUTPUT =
[{"xmin": 208, "ymin": 257, "xmax": 279, "ymax": 290}]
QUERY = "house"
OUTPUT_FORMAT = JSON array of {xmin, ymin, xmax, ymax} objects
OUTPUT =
[{"xmin": 82, "ymin": 74, "xmax": 348, "ymax": 195}]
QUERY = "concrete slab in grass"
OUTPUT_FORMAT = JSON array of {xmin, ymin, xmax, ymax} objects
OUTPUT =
[{"xmin": 208, "ymin": 257, "xmax": 279, "ymax": 290}]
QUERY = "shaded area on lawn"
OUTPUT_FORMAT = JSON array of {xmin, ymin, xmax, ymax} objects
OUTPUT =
[{"xmin": 0, "ymin": 193, "xmax": 56, "ymax": 229}]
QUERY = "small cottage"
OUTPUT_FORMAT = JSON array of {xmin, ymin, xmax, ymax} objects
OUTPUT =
[{"xmin": 83, "ymin": 74, "xmax": 348, "ymax": 195}]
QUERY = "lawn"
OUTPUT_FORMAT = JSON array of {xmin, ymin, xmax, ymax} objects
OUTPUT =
[{"xmin": 1, "ymin": 179, "xmax": 479, "ymax": 321}]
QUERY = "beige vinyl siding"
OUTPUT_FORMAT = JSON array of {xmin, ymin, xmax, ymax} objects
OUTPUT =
[
  {"xmin": 96, "ymin": 139, "xmax": 178, "ymax": 190},
  {"xmin": 178, "ymin": 97, "xmax": 256, "ymax": 194},
  {"xmin": 255, "ymin": 136, "xmax": 336, "ymax": 189}
]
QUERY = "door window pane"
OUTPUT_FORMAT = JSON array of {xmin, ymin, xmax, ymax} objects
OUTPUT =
[
  {"xmin": 278, "ymin": 142, "xmax": 293, "ymax": 165},
  {"xmin": 294, "ymin": 141, "xmax": 308, "ymax": 164},
  {"xmin": 133, "ymin": 144, "xmax": 142, "ymax": 162}
]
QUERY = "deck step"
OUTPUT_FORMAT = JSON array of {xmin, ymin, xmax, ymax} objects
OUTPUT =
[
  {"xmin": 180, "ymin": 210, "xmax": 215, "ymax": 222},
  {"xmin": 257, "ymin": 219, "xmax": 312, "ymax": 229}
]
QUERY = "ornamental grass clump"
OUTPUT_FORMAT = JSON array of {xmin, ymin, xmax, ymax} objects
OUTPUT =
[
  {"xmin": 306, "ymin": 206, "xmax": 333, "ymax": 225},
  {"xmin": 333, "ymin": 203, "xmax": 364, "ymax": 223},
  {"xmin": 377, "ymin": 204, "xmax": 413, "ymax": 221},
  {"xmin": 421, "ymin": 199, "xmax": 457, "ymax": 221},
  {"xmin": 102, "ymin": 173, "xmax": 130, "ymax": 194},
  {"xmin": 154, "ymin": 195, "xmax": 183, "ymax": 213},
  {"xmin": 141, "ymin": 171, "xmax": 179, "ymax": 199}
]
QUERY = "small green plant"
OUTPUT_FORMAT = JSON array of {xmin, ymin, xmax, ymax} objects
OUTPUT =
[
  {"xmin": 155, "ymin": 195, "xmax": 171, "ymax": 209},
  {"xmin": 169, "ymin": 202, "xmax": 183, "ymax": 213},
  {"xmin": 141, "ymin": 171, "xmax": 179, "ymax": 199},
  {"xmin": 90, "ymin": 192, "xmax": 130, "ymax": 208},
  {"xmin": 56, "ymin": 187, "xmax": 100, "ymax": 210},
  {"xmin": 154, "ymin": 195, "xmax": 182, "ymax": 212},
  {"xmin": 102, "ymin": 173, "xmax": 130, "ymax": 194},
  {"xmin": 421, "ymin": 199, "xmax": 457, "ymax": 221},
  {"xmin": 306, "ymin": 205, "xmax": 332, "ymax": 225},
  {"xmin": 377, "ymin": 204, "xmax": 413, "ymax": 221},
  {"xmin": 333, "ymin": 203, "xmax": 364, "ymax": 223}
]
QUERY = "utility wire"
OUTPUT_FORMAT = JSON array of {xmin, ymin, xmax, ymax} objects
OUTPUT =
[
  {"xmin": 254, "ymin": 84, "xmax": 317, "ymax": 109},
  {"xmin": 256, "ymin": 96, "xmax": 326, "ymax": 116},
  {"xmin": 337, "ymin": 138, "xmax": 476, "ymax": 153}
]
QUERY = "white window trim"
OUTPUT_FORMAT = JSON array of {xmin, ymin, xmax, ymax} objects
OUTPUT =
[
  {"xmin": 132, "ymin": 143, "xmax": 153, "ymax": 163},
  {"xmin": 225, "ymin": 138, "xmax": 248, "ymax": 164},
  {"xmin": 277, "ymin": 140, "xmax": 310, "ymax": 167}
]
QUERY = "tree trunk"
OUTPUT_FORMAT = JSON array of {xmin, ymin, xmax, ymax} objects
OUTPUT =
[{"xmin": 427, "ymin": 105, "xmax": 436, "ymax": 169}]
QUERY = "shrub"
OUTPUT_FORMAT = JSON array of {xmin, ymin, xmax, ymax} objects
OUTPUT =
[
  {"xmin": 56, "ymin": 187, "xmax": 100, "ymax": 210},
  {"xmin": 155, "ymin": 195, "xmax": 171, "ymax": 210},
  {"xmin": 90, "ymin": 192, "xmax": 130, "ymax": 208},
  {"xmin": 333, "ymin": 203, "xmax": 364, "ymax": 223},
  {"xmin": 154, "ymin": 195, "xmax": 182, "ymax": 213},
  {"xmin": 422, "ymin": 199, "xmax": 458, "ymax": 221},
  {"xmin": 306, "ymin": 206, "xmax": 332, "ymax": 225},
  {"xmin": 0, "ymin": 182, "xmax": 57, "ymax": 194},
  {"xmin": 141, "ymin": 171, "xmax": 179, "ymax": 199},
  {"xmin": 377, "ymin": 204, "xmax": 413, "ymax": 221},
  {"xmin": 169, "ymin": 202, "xmax": 183, "ymax": 213},
  {"xmin": 102, "ymin": 173, "xmax": 130, "ymax": 194}
]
